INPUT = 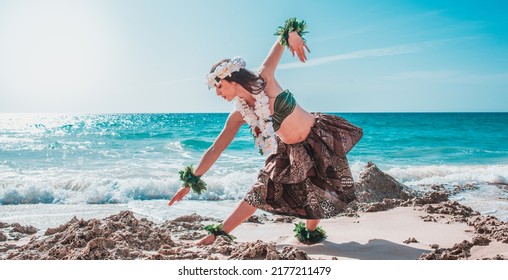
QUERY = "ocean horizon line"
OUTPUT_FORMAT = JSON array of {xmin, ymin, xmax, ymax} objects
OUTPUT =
[{"xmin": 1, "ymin": 111, "xmax": 507, "ymax": 115}]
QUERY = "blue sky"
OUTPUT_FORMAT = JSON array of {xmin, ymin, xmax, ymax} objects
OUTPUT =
[{"xmin": 0, "ymin": 0, "xmax": 507, "ymax": 113}]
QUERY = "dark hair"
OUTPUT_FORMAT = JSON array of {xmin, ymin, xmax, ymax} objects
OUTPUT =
[{"xmin": 210, "ymin": 59, "xmax": 266, "ymax": 94}]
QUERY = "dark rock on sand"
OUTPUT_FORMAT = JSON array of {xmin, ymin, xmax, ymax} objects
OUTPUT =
[
  {"xmin": 408, "ymin": 191, "xmax": 449, "ymax": 206},
  {"xmin": 484, "ymin": 254, "xmax": 508, "ymax": 260},
  {"xmin": 468, "ymin": 215, "xmax": 508, "ymax": 244},
  {"xmin": 420, "ymin": 240, "xmax": 473, "ymax": 260},
  {"xmin": 271, "ymin": 215, "xmax": 296, "ymax": 223},
  {"xmin": 11, "ymin": 223, "xmax": 38, "ymax": 235},
  {"xmin": 355, "ymin": 162, "xmax": 417, "ymax": 204},
  {"xmin": 403, "ymin": 237, "xmax": 418, "ymax": 244},
  {"xmin": 346, "ymin": 162, "xmax": 457, "ymax": 214},
  {"xmin": 420, "ymin": 209, "xmax": 508, "ymax": 260},
  {"xmin": 423, "ymin": 201, "xmax": 480, "ymax": 221},
  {"xmin": 452, "ymin": 184, "xmax": 478, "ymax": 195},
  {"xmin": 472, "ymin": 235, "xmax": 491, "ymax": 246},
  {"xmin": 420, "ymin": 215, "xmax": 438, "ymax": 222},
  {"xmin": 351, "ymin": 162, "xmax": 424, "ymax": 213},
  {"xmin": 0, "ymin": 222, "xmax": 38, "ymax": 245},
  {"xmin": 245, "ymin": 214, "xmax": 269, "ymax": 224},
  {"xmin": 0, "ymin": 244, "xmax": 19, "ymax": 254}
]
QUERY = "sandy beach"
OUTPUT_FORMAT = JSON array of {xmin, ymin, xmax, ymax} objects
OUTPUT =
[{"xmin": 1, "ymin": 162, "xmax": 507, "ymax": 260}]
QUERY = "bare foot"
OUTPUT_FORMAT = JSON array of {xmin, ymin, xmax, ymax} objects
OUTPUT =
[{"xmin": 196, "ymin": 234, "xmax": 216, "ymax": 246}]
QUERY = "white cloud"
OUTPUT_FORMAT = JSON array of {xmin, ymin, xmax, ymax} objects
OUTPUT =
[
  {"xmin": 383, "ymin": 70, "xmax": 460, "ymax": 81},
  {"xmin": 279, "ymin": 37, "xmax": 477, "ymax": 70},
  {"xmin": 383, "ymin": 71, "xmax": 508, "ymax": 84}
]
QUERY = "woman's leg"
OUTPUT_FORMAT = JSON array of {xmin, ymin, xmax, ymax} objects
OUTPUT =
[
  {"xmin": 306, "ymin": 219, "xmax": 320, "ymax": 231},
  {"xmin": 197, "ymin": 200, "xmax": 257, "ymax": 245}
]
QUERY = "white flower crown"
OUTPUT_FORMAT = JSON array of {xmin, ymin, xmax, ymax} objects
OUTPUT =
[{"xmin": 206, "ymin": 56, "xmax": 246, "ymax": 88}]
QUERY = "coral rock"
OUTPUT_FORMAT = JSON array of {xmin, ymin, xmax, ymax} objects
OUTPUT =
[{"xmin": 354, "ymin": 162, "xmax": 416, "ymax": 204}]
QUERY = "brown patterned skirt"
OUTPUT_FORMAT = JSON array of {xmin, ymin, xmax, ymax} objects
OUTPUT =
[{"xmin": 244, "ymin": 113, "xmax": 363, "ymax": 219}]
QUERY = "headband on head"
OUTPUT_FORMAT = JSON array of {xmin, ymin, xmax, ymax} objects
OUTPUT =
[{"xmin": 206, "ymin": 56, "xmax": 246, "ymax": 88}]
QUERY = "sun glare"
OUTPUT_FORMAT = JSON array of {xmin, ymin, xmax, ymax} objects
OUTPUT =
[{"xmin": 0, "ymin": 1, "xmax": 115, "ymax": 100}]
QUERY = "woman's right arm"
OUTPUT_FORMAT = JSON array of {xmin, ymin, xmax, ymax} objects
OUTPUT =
[
  {"xmin": 168, "ymin": 110, "xmax": 244, "ymax": 206},
  {"xmin": 193, "ymin": 110, "xmax": 244, "ymax": 176}
]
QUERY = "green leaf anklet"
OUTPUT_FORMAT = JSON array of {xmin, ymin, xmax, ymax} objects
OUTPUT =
[
  {"xmin": 204, "ymin": 224, "xmax": 236, "ymax": 241},
  {"xmin": 293, "ymin": 222, "xmax": 327, "ymax": 244}
]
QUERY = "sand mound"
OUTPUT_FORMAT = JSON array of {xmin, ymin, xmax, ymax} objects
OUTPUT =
[
  {"xmin": 3, "ymin": 210, "xmax": 310, "ymax": 260},
  {"xmin": 7, "ymin": 211, "xmax": 174, "ymax": 260}
]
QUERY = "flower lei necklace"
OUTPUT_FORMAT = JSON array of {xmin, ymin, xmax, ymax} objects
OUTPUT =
[
  {"xmin": 235, "ymin": 92, "xmax": 277, "ymax": 155},
  {"xmin": 206, "ymin": 56, "xmax": 276, "ymax": 155}
]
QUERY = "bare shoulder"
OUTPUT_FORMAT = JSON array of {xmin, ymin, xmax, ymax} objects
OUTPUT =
[{"xmin": 226, "ymin": 110, "xmax": 245, "ymax": 126}]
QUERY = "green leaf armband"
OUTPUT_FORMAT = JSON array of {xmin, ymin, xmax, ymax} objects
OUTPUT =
[
  {"xmin": 274, "ymin": 17, "xmax": 309, "ymax": 48},
  {"xmin": 179, "ymin": 165, "xmax": 207, "ymax": 195}
]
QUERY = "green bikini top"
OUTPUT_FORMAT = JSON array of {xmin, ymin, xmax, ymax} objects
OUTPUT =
[{"xmin": 272, "ymin": 90, "xmax": 296, "ymax": 131}]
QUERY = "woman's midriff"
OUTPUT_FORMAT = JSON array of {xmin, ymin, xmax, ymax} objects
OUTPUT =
[{"xmin": 275, "ymin": 104, "xmax": 315, "ymax": 144}]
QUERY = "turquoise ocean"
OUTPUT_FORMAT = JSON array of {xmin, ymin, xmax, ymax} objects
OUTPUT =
[{"xmin": 1, "ymin": 113, "xmax": 507, "ymax": 226}]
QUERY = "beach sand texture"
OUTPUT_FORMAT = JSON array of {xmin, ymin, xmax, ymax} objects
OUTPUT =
[{"xmin": 1, "ymin": 162, "xmax": 507, "ymax": 260}]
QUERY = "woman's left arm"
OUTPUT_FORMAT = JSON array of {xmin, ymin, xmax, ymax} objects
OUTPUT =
[
  {"xmin": 258, "ymin": 37, "xmax": 285, "ymax": 79},
  {"xmin": 259, "ymin": 32, "xmax": 310, "ymax": 81}
]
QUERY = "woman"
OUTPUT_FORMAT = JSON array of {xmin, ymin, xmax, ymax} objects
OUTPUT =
[{"xmin": 168, "ymin": 18, "xmax": 363, "ymax": 245}]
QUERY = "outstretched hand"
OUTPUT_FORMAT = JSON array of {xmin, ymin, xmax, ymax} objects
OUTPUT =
[
  {"xmin": 288, "ymin": 31, "xmax": 311, "ymax": 63},
  {"xmin": 168, "ymin": 186, "xmax": 190, "ymax": 206}
]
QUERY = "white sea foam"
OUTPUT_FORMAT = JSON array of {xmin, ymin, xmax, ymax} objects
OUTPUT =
[
  {"xmin": 385, "ymin": 164, "xmax": 508, "ymax": 186},
  {"xmin": 0, "ymin": 167, "xmax": 260, "ymax": 205},
  {"xmin": 2, "ymin": 163, "xmax": 506, "ymax": 205}
]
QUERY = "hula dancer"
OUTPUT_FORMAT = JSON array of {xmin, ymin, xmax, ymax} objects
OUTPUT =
[{"xmin": 169, "ymin": 18, "xmax": 363, "ymax": 245}]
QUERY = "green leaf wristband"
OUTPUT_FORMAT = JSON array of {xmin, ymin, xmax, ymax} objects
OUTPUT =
[
  {"xmin": 179, "ymin": 165, "xmax": 207, "ymax": 195},
  {"xmin": 274, "ymin": 17, "xmax": 309, "ymax": 48}
]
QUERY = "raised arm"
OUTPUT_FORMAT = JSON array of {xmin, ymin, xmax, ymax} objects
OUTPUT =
[
  {"xmin": 258, "ymin": 37, "xmax": 286, "ymax": 79},
  {"xmin": 168, "ymin": 111, "xmax": 244, "ymax": 206},
  {"xmin": 259, "ymin": 20, "xmax": 310, "ymax": 88}
]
